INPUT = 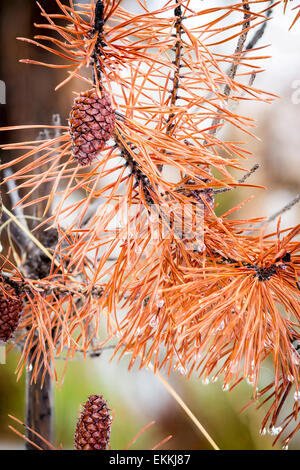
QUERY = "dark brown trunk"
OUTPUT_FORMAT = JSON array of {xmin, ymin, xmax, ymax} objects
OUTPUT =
[{"xmin": 25, "ymin": 350, "xmax": 54, "ymax": 450}]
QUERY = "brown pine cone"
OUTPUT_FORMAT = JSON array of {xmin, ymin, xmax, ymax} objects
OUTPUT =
[
  {"xmin": 69, "ymin": 89, "xmax": 115, "ymax": 166},
  {"xmin": 74, "ymin": 395, "xmax": 111, "ymax": 450},
  {"xmin": 0, "ymin": 281, "xmax": 23, "ymax": 343}
]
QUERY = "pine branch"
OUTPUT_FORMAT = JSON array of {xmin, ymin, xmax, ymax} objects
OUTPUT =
[
  {"xmin": 3, "ymin": 168, "xmax": 29, "ymax": 230},
  {"xmin": 92, "ymin": 0, "xmax": 106, "ymax": 85},
  {"xmin": 245, "ymin": 1, "xmax": 274, "ymax": 51},
  {"xmin": 166, "ymin": 0, "xmax": 184, "ymax": 136},
  {"xmin": 213, "ymin": 164, "xmax": 260, "ymax": 194},
  {"xmin": 206, "ymin": 0, "xmax": 251, "ymax": 140},
  {"xmin": 267, "ymin": 194, "xmax": 300, "ymax": 224},
  {"xmin": 223, "ymin": 0, "xmax": 251, "ymax": 98}
]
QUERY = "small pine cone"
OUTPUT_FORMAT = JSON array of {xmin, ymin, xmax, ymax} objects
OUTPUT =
[
  {"xmin": 74, "ymin": 395, "xmax": 111, "ymax": 450},
  {"xmin": 69, "ymin": 89, "xmax": 115, "ymax": 166},
  {"xmin": 0, "ymin": 282, "xmax": 23, "ymax": 343}
]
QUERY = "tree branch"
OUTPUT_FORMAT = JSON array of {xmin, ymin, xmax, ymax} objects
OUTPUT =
[
  {"xmin": 166, "ymin": 0, "xmax": 184, "ymax": 136},
  {"xmin": 213, "ymin": 164, "xmax": 260, "ymax": 194},
  {"xmin": 267, "ymin": 194, "xmax": 300, "ymax": 224}
]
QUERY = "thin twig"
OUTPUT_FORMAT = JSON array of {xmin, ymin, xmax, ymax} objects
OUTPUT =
[
  {"xmin": 2, "ymin": 205, "xmax": 60, "ymax": 268},
  {"xmin": 245, "ymin": 193, "xmax": 300, "ymax": 235},
  {"xmin": 1, "ymin": 212, "xmax": 33, "ymax": 252},
  {"xmin": 165, "ymin": 0, "xmax": 184, "ymax": 136},
  {"xmin": 206, "ymin": 0, "xmax": 251, "ymax": 140},
  {"xmin": 266, "ymin": 194, "xmax": 300, "ymax": 224},
  {"xmin": 3, "ymin": 168, "xmax": 29, "ymax": 229},
  {"xmin": 213, "ymin": 164, "xmax": 260, "ymax": 194},
  {"xmin": 92, "ymin": 0, "xmax": 105, "ymax": 85},
  {"xmin": 229, "ymin": 1, "xmax": 274, "ymax": 112},
  {"xmin": 223, "ymin": 1, "xmax": 251, "ymax": 97},
  {"xmin": 245, "ymin": 1, "xmax": 274, "ymax": 52},
  {"xmin": 33, "ymin": 115, "xmax": 62, "ymax": 224}
]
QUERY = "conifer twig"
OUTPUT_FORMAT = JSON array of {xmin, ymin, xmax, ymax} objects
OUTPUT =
[
  {"xmin": 213, "ymin": 164, "xmax": 260, "ymax": 194},
  {"xmin": 266, "ymin": 194, "xmax": 300, "ymax": 224},
  {"xmin": 166, "ymin": 0, "xmax": 183, "ymax": 136},
  {"xmin": 2, "ymin": 206, "xmax": 59, "ymax": 267},
  {"xmin": 207, "ymin": 0, "xmax": 251, "ymax": 139}
]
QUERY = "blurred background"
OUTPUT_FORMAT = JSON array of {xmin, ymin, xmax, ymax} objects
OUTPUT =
[{"xmin": 0, "ymin": 0, "xmax": 299, "ymax": 450}]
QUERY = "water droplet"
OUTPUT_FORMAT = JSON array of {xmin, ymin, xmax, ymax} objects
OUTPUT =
[
  {"xmin": 175, "ymin": 366, "xmax": 186, "ymax": 375},
  {"xmin": 287, "ymin": 374, "xmax": 294, "ymax": 383},
  {"xmin": 268, "ymin": 426, "xmax": 282, "ymax": 436},
  {"xmin": 149, "ymin": 315, "xmax": 158, "ymax": 329},
  {"xmin": 156, "ymin": 299, "xmax": 165, "ymax": 308},
  {"xmin": 195, "ymin": 351, "xmax": 202, "ymax": 360},
  {"xmin": 292, "ymin": 351, "xmax": 300, "ymax": 365},
  {"xmin": 149, "ymin": 213, "xmax": 158, "ymax": 223},
  {"xmin": 260, "ymin": 428, "xmax": 267, "ymax": 436},
  {"xmin": 212, "ymin": 376, "xmax": 218, "ymax": 383},
  {"xmin": 152, "ymin": 230, "xmax": 160, "ymax": 239},
  {"xmin": 294, "ymin": 391, "xmax": 300, "ymax": 401},
  {"xmin": 135, "ymin": 245, "xmax": 142, "ymax": 255},
  {"xmin": 222, "ymin": 384, "xmax": 229, "ymax": 391},
  {"xmin": 282, "ymin": 444, "xmax": 289, "ymax": 451},
  {"xmin": 216, "ymin": 320, "xmax": 225, "ymax": 331},
  {"xmin": 202, "ymin": 378, "xmax": 210, "ymax": 385},
  {"xmin": 229, "ymin": 361, "xmax": 238, "ymax": 373},
  {"xmin": 194, "ymin": 244, "xmax": 205, "ymax": 254},
  {"xmin": 247, "ymin": 375, "xmax": 255, "ymax": 386}
]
